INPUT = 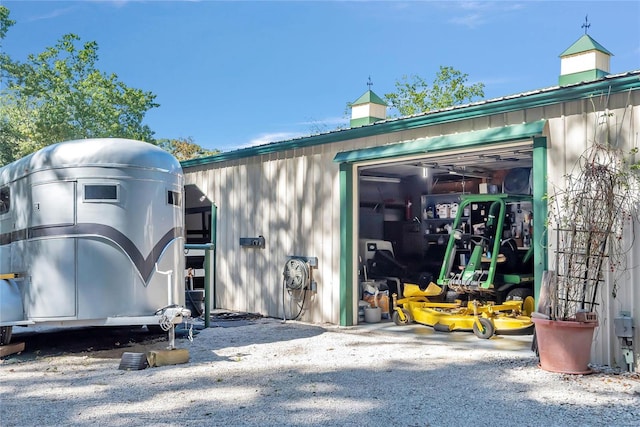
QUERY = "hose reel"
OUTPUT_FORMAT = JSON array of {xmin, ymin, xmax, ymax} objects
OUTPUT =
[
  {"xmin": 282, "ymin": 257, "xmax": 313, "ymax": 321},
  {"xmin": 283, "ymin": 258, "xmax": 310, "ymax": 290}
]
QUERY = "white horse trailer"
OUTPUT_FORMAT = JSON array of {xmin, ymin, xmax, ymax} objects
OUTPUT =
[{"xmin": 0, "ymin": 138, "xmax": 190, "ymax": 345}]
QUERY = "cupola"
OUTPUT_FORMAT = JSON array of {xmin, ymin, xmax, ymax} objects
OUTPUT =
[
  {"xmin": 559, "ymin": 18, "xmax": 612, "ymax": 86},
  {"xmin": 350, "ymin": 78, "xmax": 387, "ymax": 128}
]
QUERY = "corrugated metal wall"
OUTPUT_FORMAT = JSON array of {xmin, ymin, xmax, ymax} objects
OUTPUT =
[
  {"xmin": 184, "ymin": 88, "xmax": 640, "ymax": 369},
  {"xmin": 545, "ymin": 90, "xmax": 640, "ymax": 369},
  {"xmin": 185, "ymin": 142, "xmax": 353, "ymax": 324}
]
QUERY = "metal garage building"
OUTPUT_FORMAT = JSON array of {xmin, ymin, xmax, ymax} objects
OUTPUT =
[{"xmin": 182, "ymin": 35, "xmax": 640, "ymax": 369}]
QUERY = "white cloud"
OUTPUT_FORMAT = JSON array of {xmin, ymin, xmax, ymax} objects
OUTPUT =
[
  {"xmin": 447, "ymin": 1, "xmax": 526, "ymax": 29},
  {"xmin": 25, "ymin": 6, "xmax": 78, "ymax": 22},
  {"xmin": 244, "ymin": 131, "xmax": 307, "ymax": 148},
  {"xmin": 449, "ymin": 12, "xmax": 485, "ymax": 29}
]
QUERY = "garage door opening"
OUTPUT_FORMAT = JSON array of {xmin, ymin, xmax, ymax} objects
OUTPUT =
[{"xmin": 356, "ymin": 141, "xmax": 537, "ymax": 313}]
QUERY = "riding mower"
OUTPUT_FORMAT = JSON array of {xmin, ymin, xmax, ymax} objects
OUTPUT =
[{"xmin": 390, "ymin": 194, "xmax": 535, "ymax": 339}]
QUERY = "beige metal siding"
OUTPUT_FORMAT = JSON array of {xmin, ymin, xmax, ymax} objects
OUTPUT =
[
  {"xmin": 185, "ymin": 143, "xmax": 343, "ymax": 323},
  {"xmin": 545, "ymin": 92, "xmax": 640, "ymax": 368}
]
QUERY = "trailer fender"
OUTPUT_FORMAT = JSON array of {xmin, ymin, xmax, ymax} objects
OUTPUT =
[{"xmin": 0, "ymin": 279, "xmax": 25, "ymax": 323}]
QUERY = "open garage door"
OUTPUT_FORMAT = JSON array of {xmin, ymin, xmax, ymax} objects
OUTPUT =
[
  {"xmin": 334, "ymin": 120, "xmax": 548, "ymax": 326},
  {"xmin": 356, "ymin": 140, "xmax": 537, "ymax": 315}
]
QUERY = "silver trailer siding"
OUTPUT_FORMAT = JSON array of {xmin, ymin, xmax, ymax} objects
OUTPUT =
[{"xmin": 0, "ymin": 138, "xmax": 187, "ymax": 339}]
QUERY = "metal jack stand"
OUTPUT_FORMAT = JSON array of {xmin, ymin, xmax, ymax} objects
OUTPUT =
[{"xmin": 144, "ymin": 265, "xmax": 191, "ymax": 367}]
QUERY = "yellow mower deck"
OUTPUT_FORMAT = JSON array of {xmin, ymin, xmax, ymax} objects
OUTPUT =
[{"xmin": 392, "ymin": 283, "xmax": 534, "ymax": 339}]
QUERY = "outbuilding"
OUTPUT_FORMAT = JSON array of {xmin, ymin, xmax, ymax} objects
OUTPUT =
[{"xmin": 182, "ymin": 34, "xmax": 640, "ymax": 369}]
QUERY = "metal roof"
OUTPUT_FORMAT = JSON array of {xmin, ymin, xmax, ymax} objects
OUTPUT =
[
  {"xmin": 181, "ymin": 70, "xmax": 640, "ymax": 169},
  {"xmin": 560, "ymin": 34, "xmax": 613, "ymax": 57},
  {"xmin": 351, "ymin": 90, "xmax": 387, "ymax": 106}
]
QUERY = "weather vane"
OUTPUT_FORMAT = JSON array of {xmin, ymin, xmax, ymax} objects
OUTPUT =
[
  {"xmin": 367, "ymin": 76, "xmax": 373, "ymax": 90},
  {"xmin": 581, "ymin": 15, "xmax": 590, "ymax": 34}
]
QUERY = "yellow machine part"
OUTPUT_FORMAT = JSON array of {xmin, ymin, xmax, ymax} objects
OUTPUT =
[{"xmin": 392, "ymin": 292, "xmax": 535, "ymax": 339}]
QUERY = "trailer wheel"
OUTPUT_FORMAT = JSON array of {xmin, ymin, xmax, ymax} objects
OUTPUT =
[
  {"xmin": 0, "ymin": 326, "xmax": 12, "ymax": 345},
  {"xmin": 472, "ymin": 318, "xmax": 494, "ymax": 339},
  {"xmin": 392, "ymin": 309, "xmax": 412, "ymax": 326}
]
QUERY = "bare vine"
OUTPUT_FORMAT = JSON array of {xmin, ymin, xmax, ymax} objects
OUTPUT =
[{"xmin": 546, "ymin": 96, "xmax": 640, "ymax": 320}]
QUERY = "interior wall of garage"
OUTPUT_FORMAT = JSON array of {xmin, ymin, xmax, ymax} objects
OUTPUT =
[{"xmin": 545, "ymin": 90, "xmax": 640, "ymax": 369}]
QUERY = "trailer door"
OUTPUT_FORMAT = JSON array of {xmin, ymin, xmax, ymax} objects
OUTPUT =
[{"xmin": 26, "ymin": 181, "xmax": 77, "ymax": 318}]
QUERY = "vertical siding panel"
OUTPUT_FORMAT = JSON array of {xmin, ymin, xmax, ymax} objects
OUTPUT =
[{"xmin": 264, "ymin": 154, "xmax": 278, "ymax": 317}]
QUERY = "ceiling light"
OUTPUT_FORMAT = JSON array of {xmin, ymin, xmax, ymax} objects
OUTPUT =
[{"xmin": 360, "ymin": 176, "xmax": 401, "ymax": 184}]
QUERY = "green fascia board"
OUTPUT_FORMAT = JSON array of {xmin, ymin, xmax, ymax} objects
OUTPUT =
[
  {"xmin": 333, "ymin": 120, "xmax": 546, "ymax": 164},
  {"xmin": 560, "ymin": 34, "xmax": 613, "ymax": 57},
  {"xmin": 559, "ymin": 69, "xmax": 609, "ymax": 86},
  {"xmin": 352, "ymin": 90, "xmax": 387, "ymax": 106},
  {"xmin": 339, "ymin": 163, "xmax": 355, "ymax": 326},
  {"xmin": 180, "ymin": 72, "xmax": 640, "ymax": 169}
]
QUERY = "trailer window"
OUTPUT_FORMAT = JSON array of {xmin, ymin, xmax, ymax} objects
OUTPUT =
[
  {"xmin": 84, "ymin": 184, "xmax": 118, "ymax": 201},
  {"xmin": 167, "ymin": 190, "xmax": 181, "ymax": 206},
  {"xmin": 0, "ymin": 186, "xmax": 9, "ymax": 215}
]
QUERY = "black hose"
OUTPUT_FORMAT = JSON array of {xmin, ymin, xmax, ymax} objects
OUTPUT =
[
  {"xmin": 282, "ymin": 277, "xmax": 307, "ymax": 321},
  {"xmin": 186, "ymin": 290, "xmax": 203, "ymax": 317}
]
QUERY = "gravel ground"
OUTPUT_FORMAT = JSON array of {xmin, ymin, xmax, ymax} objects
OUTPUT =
[{"xmin": 1, "ymin": 315, "xmax": 639, "ymax": 427}]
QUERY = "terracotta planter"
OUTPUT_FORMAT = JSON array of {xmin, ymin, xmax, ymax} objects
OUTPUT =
[{"xmin": 532, "ymin": 316, "xmax": 598, "ymax": 374}]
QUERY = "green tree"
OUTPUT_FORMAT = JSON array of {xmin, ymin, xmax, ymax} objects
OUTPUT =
[
  {"xmin": 0, "ymin": 6, "xmax": 158, "ymax": 165},
  {"xmin": 157, "ymin": 137, "xmax": 219, "ymax": 161},
  {"xmin": 384, "ymin": 66, "xmax": 485, "ymax": 117}
]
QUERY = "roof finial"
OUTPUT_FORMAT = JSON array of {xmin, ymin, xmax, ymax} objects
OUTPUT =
[
  {"xmin": 367, "ymin": 76, "xmax": 373, "ymax": 90},
  {"xmin": 581, "ymin": 14, "xmax": 590, "ymax": 34}
]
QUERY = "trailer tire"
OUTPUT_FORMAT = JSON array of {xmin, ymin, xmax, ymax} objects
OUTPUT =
[
  {"xmin": 0, "ymin": 326, "xmax": 12, "ymax": 345},
  {"xmin": 472, "ymin": 318, "xmax": 494, "ymax": 339}
]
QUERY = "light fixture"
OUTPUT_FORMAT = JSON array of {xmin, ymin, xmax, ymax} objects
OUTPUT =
[
  {"xmin": 448, "ymin": 170, "xmax": 488, "ymax": 179},
  {"xmin": 360, "ymin": 175, "xmax": 401, "ymax": 184}
]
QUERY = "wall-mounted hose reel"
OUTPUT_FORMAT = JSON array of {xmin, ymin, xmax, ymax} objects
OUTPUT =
[
  {"xmin": 281, "ymin": 256, "xmax": 317, "ymax": 321},
  {"xmin": 283, "ymin": 258, "xmax": 310, "ymax": 290}
]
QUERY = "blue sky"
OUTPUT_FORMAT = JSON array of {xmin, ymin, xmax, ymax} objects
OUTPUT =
[{"xmin": 3, "ymin": 1, "xmax": 639, "ymax": 152}]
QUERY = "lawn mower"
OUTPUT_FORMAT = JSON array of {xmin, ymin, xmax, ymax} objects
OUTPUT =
[
  {"xmin": 390, "ymin": 194, "xmax": 536, "ymax": 338},
  {"xmin": 391, "ymin": 281, "xmax": 534, "ymax": 338}
]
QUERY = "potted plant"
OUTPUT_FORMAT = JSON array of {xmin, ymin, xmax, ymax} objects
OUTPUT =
[{"xmin": 533, "ymin": 102, "xmax": 640, "ymax": 374}]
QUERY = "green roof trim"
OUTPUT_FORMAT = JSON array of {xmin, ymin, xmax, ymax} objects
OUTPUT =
[
  {"xmin": 333, "ymin": 120, "xmax": 546, "ymax": 164},
  {"xmin": 560, "ymin": 34, "xmax": 613, "ymax": 57},
  {"xmin": 180, "ymin": 72, "xmax": 640, "ymax": 169},
  {"xmin": 352, "ymin": 90, "xmax": 387, "ymax": 106}
]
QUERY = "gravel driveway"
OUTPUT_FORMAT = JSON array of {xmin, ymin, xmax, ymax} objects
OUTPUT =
[{"xmin": 1, "ymin": 315, "xmax": 639, "ymax": 426}]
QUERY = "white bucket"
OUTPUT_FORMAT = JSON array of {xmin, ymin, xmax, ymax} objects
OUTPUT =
[
  {"xmin": 449, "ymin": 203, "xmax": 459, "ymax": 218},
  {"xmin": 364, "ymin": 306, "xmax": 382, "ymax": 323},
  {"xmin": 436, "ymin": 204, "xmax": 449, "ymax": 219}
]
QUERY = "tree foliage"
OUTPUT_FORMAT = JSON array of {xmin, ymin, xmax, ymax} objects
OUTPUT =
[
  {"xmin": 384, "ymin": 66, "xmax": 485, "ymax": 117},
  {"xmin": 157, "ymin": 137, "xmax": 219, "ymax": 161},
  {"xmin": 0, "ymin": 6, "xmax": 159, "ymax": 165}
]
